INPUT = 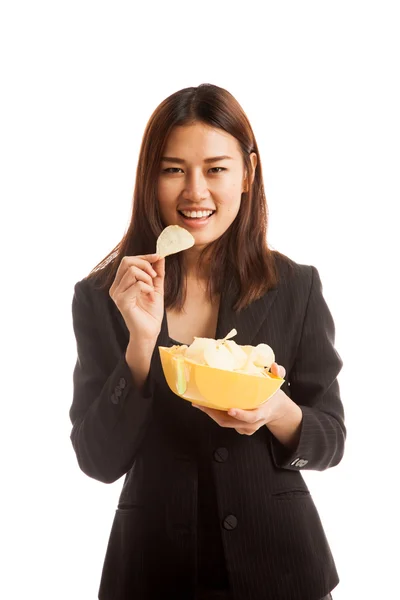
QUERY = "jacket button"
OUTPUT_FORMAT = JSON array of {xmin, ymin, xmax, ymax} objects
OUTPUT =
[
  {"xmin": 223, "ymin": 514, "xmax": 238, "ymax": 530},
  {"xmin": 119, "ymin": 378, "xmax": 126, "ymax": 389},
  {"xmin": 213, "ymin": 448, "xmax": 229, "ymax": 463},
  {"xmin": 110, "ymin": 393, "xmax": 119, "ymax": 405}
]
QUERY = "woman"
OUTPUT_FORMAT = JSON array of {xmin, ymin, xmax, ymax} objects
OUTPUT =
[{"xmin": 70, "ymin": 83, "xmax": 345, "ymax": 600}]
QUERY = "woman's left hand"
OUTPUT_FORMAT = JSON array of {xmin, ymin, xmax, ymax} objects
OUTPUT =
[{"xmin": 192, "ymin": 362, "xmax": 289, "ymax": 435}]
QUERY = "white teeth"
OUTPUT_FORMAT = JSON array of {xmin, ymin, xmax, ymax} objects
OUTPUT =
[{"xmin": 180, "ymin": 210, "xmax": 214, "ymax": 218}]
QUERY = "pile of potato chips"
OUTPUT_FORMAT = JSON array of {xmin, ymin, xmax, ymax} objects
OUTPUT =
[{"xmin": 169, "ymin": 329, "xmax": 275, "ymax": 377}]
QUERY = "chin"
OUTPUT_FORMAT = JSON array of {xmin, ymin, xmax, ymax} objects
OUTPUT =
[{"xmin": 192, "ymin": 231, "xmax": 224, "ymax": 248}]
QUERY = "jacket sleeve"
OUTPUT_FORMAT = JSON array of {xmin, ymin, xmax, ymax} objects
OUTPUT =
[
  {"xmin": 69, "ymin": 279, "xmax": 155, "ymax": 484},
  {"xmin": 269, "ymin": 265, "xmax": 346, "ymax": 471}
]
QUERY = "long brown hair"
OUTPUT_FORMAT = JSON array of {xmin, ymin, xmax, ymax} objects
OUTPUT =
[{"xmin": 87, "ymin": 83, "xmax": 292, "ymax": 311}]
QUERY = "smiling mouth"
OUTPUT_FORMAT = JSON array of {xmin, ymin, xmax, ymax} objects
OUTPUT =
[{"xmin": 177, "ymin": 210, "xmax": 216, "ymax": 220}]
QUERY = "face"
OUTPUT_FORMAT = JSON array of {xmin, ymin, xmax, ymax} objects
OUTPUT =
[{"xmin": 157, "ymin": 122, "xmax": 257, "ymax": 250}]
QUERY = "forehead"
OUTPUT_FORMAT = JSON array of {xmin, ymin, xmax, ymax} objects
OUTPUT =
[{"xmin": 163, "ymin": 123, "xmax": 242, "ymax": 158}]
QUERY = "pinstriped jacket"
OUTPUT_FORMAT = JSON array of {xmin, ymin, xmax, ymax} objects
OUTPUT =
[{"xmin": 69, "ymin": 252, "xmax": 346, "ymax": 600}]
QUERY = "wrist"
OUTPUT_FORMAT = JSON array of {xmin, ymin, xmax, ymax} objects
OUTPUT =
[
  {"xmin": 265, "ymin": 392, "xmax": 303, "ymax": 450},
  {"xmin": 125, "ymin": 339, "xmax": 156, "ymax": 390},
  {"xmin": 265, "ymin": 390, "xmax": 293, "ymax": 424},
  {"xmin": 126, "ymin": 337, "xmax": 157, "ymax": 358}
]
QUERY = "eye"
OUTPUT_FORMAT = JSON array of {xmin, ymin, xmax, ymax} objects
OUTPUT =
[
  {"xmin": 162, "ymin": 167, "xmax": 227, "ymax": 174},
  {"xmin": 209, "ymin": 167, "xmax": 226, "ymax": 173}
]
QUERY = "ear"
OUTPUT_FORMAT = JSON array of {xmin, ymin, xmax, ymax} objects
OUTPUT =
[{"xmin": 243, "ymin": 152, "xmax": 258, "ymax": 192}]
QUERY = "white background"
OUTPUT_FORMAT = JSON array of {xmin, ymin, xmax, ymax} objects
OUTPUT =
[{"xmin": 1, "ymin": 1, "xmax": 399, "ymax": 598}]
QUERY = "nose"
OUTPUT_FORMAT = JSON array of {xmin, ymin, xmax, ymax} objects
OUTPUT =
[{"xmin": 182, "ymin": 170, "xmax": 210, "ymax": 202}]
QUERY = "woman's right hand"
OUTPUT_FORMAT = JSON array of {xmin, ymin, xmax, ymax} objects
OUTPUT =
[{"xmin": 109, "ymin": 253, "xmax": 165, "ymax": 343}]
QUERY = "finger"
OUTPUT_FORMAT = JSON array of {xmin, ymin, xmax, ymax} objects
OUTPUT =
[
  {"xmin": 130, "ymin": 256, "xmax": 159, "ymax": 277},
  {"xmin": 200, "ymin": 407, "xmax": 264, "ymax": 432},
  {"xmin": 235, "ymin": 427, "xmax": 254, "ymax": 435},
  {"xmin": 235, "ymin": 427, "xmax": 258, "ymax": 436},
  {"xmin": 112, "ymin": 255, "xmax": 160, "ymax": 291},
  {"xmin": 118, "ymin": 280, "xmax": 155, "ymax": 303},
  {"xmin": 141, "ymin": 253, "xmax": 163, "ymax": 263},
  {"xmin": 118, "ymin": 265, "xmax": 154, "ymax": 294},
  {"xmin": 271, "ymin": 362, "xmax": 286, "ymax": 379},
  {"xmin": 152, "ymin": 257, "xmax": 165, "ymax": 295},
  {"xmin": 192, "ymin": 405, "xmax": 237, "ymax": 428},
  {"xmin": 135, "ymin": 280, "xmax": 155, "ymax": 295},
  {"xmin": 227, "ymin": 408, "xmax": 261, "ymax": 423},
  {"xmin": 112, "ymin": 260, "xmax": 156, "ymax": 297}
]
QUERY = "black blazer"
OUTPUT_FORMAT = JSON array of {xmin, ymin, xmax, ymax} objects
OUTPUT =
[{"xmin": 69, "ymin": 253, "xmax": 346, "ymax": 600}]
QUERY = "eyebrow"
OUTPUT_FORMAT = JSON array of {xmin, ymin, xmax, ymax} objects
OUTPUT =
[{"xmin": 160, "ymin": 155, "xmax": 234, "ymax": 164}]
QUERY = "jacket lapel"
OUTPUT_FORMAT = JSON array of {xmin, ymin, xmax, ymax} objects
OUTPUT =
[{"xmin": 216, "ymin": 279, "xmax": 279, "ymax": 345}]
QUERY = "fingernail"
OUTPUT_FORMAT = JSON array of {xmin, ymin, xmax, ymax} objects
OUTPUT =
[{"xmin": 229, "ymin": 409, "xmax": 237, "ymax": 417}]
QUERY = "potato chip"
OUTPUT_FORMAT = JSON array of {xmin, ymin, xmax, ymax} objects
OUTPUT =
[
  {"xmin": 156, "ymin": 225, "xmax": 195, "ymax": 258},
  {"xmin": 241, "ymin": 360, "xmax": 264, "ymax": 375},
  {"xmin": 184, "ymin": 337, "xmax": 215, "ymax": 365},
  {"xmin": 241, "ymin": 345, "xmax": 255, "ymax": 357},
  {"xmin": 216, "ymin": 328, "xmax": 237, "ymax": 344},
  {"xmin": 204, "ymin": 344, "xmax": 235, "ymax": 371},
  {"xmin": 223, "ymin": 340, "xmax": 248, "ymax": 370},
  {"xmin": 170, "ymin": 344, "xmax": 188, "ymax": 355},
  {"xmin": 252, "ymin": 343, "xmax": 275, "ymax": 369}
]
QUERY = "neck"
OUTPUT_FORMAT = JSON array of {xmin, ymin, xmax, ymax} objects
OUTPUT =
[{"xmin": 182, "ymin": 246, "xmax": 211, "ymax": 282}]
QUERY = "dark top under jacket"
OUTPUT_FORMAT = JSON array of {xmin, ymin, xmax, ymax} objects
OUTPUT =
[
  {"xmin": 169, "ymin": 334, "xmax": 229, "ymax": 593},
  {"xmin": 69, "ymin": 252, "xmax": 346, "ymax": 600}
]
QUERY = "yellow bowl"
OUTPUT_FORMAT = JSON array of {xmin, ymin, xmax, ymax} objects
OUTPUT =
[{"xmin": 159, "ymin": 346, "xmax": 285, "ymax": 411}]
